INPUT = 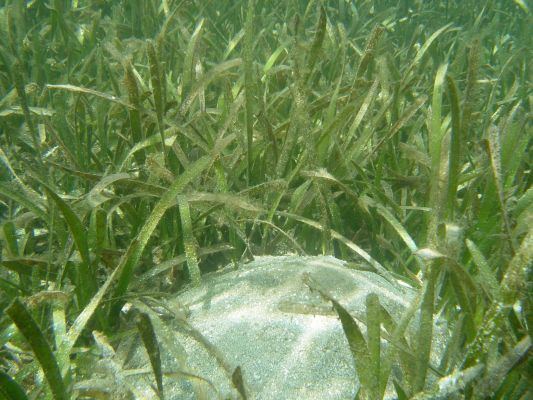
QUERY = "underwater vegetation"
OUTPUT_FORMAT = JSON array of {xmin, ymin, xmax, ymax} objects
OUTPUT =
[{"xmin": 0, "ymin": 0, "xmax": 531, "ymax": 398}]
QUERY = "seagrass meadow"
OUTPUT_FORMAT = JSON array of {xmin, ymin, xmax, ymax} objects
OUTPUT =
[{"xmin": 0, "ymin": 0, "xmax": 531, "ymax": 399}]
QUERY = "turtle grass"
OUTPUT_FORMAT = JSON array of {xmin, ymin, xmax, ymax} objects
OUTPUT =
[{"xmin": 0, "ymin": 0, "xmax": 531, "ymax": 399}]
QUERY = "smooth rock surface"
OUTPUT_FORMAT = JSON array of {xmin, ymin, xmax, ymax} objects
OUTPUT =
[{"xmin": 121, "ymin": 255, "xmax": 446, "ymax": 399}]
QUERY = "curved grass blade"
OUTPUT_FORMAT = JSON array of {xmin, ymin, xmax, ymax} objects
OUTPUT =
[
  {"xmin": 375, "ymin": 205, "xmax": 418, "ymax": 253},
  {"xmin": 0, "ymin": 148, "xmax": 44, "ymax": 205},
  {"xmin": 130, "ymin": 299, "xmax": 189, "ymax": 367},
  {"xmin": 1, "ymin": 257, "xmax": 48, "ymax": 276},
  {"xmin": 0, "ymin": 182, "xmax": 47, "ymax": 221},
  {"xmin": 402, "ymin": 23, "xmax": 453, "ymax": 85},
  {"xmin": 447, "ymin": 265, "xmax": 477, "ymax": 341},
  {"xmin": 50, "ymin": 300, "xmax": 69, "ymax": 375},
  {"xmin": 182, "ymin": 19, "xmax": 205, "ymax": 100},
  {"xmin": 313, "ymin": 182, "xmax": 332, "ymax": 255},
  {"xmin": 277, "ymin": 210, "xmax": 396, "ymax": 284},
  {"xmin": 2, "ymin": 221, "xmax": 19, "ymax": 257},
  {"xmin": 179, "ymin": 58, "xmax": 242, "ymax": 115},
  {"xmin": 252, "ymin": 219, "xmax": 305, "ymax": 255},
  {"xmin": 6, "ymin": 299, "xmax": 68, "ymax": 400},
  {"xmin": 361, "ymin": 95, "xmax": 427, "ymax": 161},
  {"xmin": 301, "ymin": 169, "xmax": 358, "ymax": 200},
  {"xmin": 324, "ymin": 71, "xmax": 345, "ymax": 129},
  {"xmin": 109, "ymin": 153, "xmax": 220, "ymax": 321},
  {"xmin": 60, "ymin": 239, "xmax": 139, "ymax": 359},
  {"xmin": 136, "ymin": 244, "xmax": 233, "ymax": 285},
  {"xmin": 303, "ymin": 274, "xmax": 373, "ymax": 398},
  {"xmin": 43, "ymin": 185, "xmax": 96, "ymax": 307},
  {"xmin": 429, "ymin": 63, "xmax": 449, "ymax": 173},
  {"xmin": 262, "ymin": 45, "xmax": 287, "ymax": 80},
  {"xmin": 224, "ymin": 29, "xmax": 245, "ymax": 60},
  {"xmin": 187, "ymin": 192, "xmax": 262, "ymax": 213},
  {"xmin": 275, "ymin": 84, "xmax": 310, "ymax": 178},
  {"xmin": 120, "ymin": 130, "xmax": 177, "ymax": 172},
  {"xmin": 466, "ymin": 239, "xmax": 500, "ymax": 300},
  {"xmin": 500, "ymin": 227, "xmax": 532, "ymax": 307},
  {"xmin": 132, "ymin": 297, "xmax": 239, "ymax": 395},
  {"xmin": 46, "ymin": 84, "xmax": 133, "ymax": 109},
  {"xmin": 379, "ymin": 301, "xmax": 417, "ymax": 396},
  {"xmin": 85, "ymin": 173, "xmax": 133, "ymax": 209}
]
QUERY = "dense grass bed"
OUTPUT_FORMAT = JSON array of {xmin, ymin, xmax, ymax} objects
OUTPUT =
[{"xmin": 0, "ymin": 0, "xmax": 531, "ymax": 399}]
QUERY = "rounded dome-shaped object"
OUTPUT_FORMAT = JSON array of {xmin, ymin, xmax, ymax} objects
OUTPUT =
[{"xmin": 121, "ymin": 256, "xmax": 446, "ymax": 399}]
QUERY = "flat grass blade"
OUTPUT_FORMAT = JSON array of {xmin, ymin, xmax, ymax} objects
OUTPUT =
[
  {"xmin": 306, "ymin": 5, "xmax": 327, "ymax": 81},
  {"xmin": 356, "ymin": 25, "xmax": 384, "ymax": 79},
  {"xmin": 224, "ymin": 29, "xmax": 245, "ymax": 60},
  {"xmin": 6, "ymin": 299, "xmax": 68, "ymax": 400},
  {"xmin": 466, "ymin": 239, "xmax": 500, "ymax": 301},
  {"xmin": 345, "ymin": 80, "xmax": 379, "ymax": 148},
  {"xmin": 303, "ymin": 274, "xmax": 374, "ymax": 399},
  {"xmin": 486, "ymin": 124, "xmax": 516, "ymax": 252},
  {"xmin": 413, "ymin": 266, "xmax": 438, "ymax": 393},
  {"xmin": 243, "ymin": 0, "xmax": 255, "ymax": 183},
  {"xmin": 11, "ymin": 61, "xmax": 41, "ymax": 166},
  {"xmin": 427, "ymin": 63, "xmax": 448, "ymax": 245},
  {"xmin": 124, "ymin": 62, "xmax": 145, "ymax": 165},
  {"xmin": 137, "ymin": 312, "xmax": 165, "ymax": 400},
  {"xmin": 177, "ymin": 195, "xmax": 201, "ymax": 285},
  {"xmin": 366, "ymin": 293, "xmax": 382, "ymax": 400},
  {"xmin": 0, "ymin": 371, "xmax": 29, "ymax": 400},
  {"xmin": 182, "ymin": 18, "xmax": 205, "ymax": 101},
  {"xmin": 147, "ymin": 40, "xmax": 166, "ymax": 161},
  {"xmin": 445, "ymin": 75, "xmax": 462, "ymax": 218}
]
